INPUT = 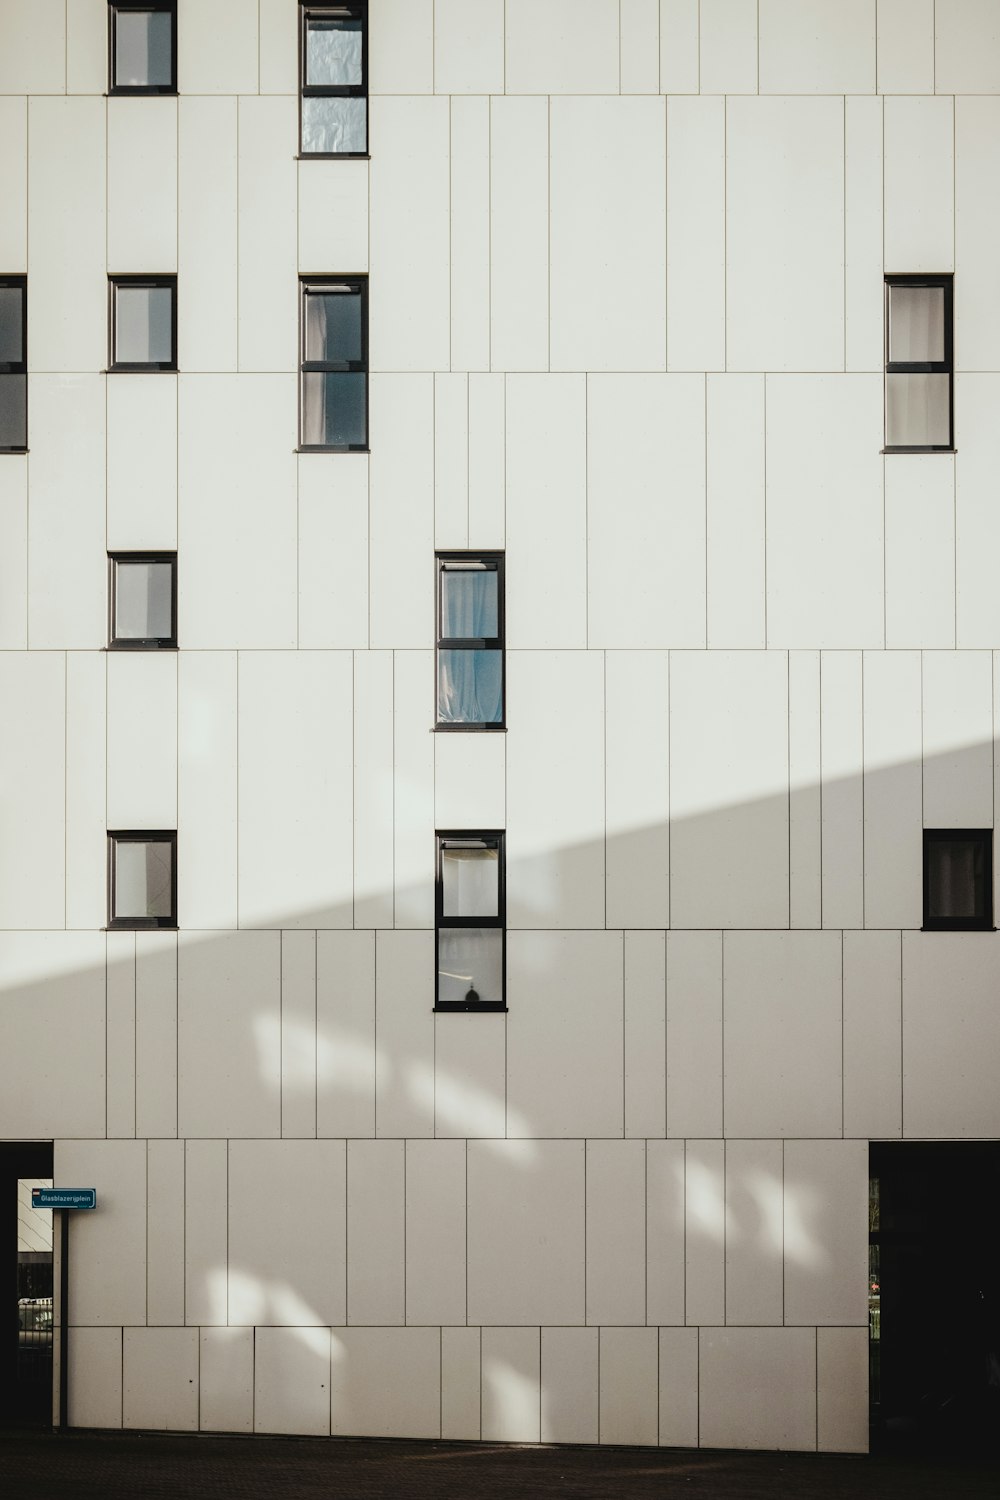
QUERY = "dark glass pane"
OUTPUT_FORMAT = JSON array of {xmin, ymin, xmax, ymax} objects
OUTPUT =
[
  {"xmin": 441, "ymin": 842, "xmax": 499, "ymax": 919},
  {"xmin": 885, "ymin": 373, "xmax": 950, "ymax": 447},
  {"xmin": 304, "ymin": 289, "xmax": 363, "ymax": 363},
  {"xmin": 437, "ymin": 927, "xmax": 502, "ymax": 1007},
  {"xmin": 115, "ymin": 561, "xmax": 173, "ymax": 640},
  {"xmin": 441, "ymin": 567, "xmax": 498, "ymax": 639},
  {"xmin": 0, "ymin": 287, "xmax": 24, "ymax": 363},
  {"xmin": 301, "ymin": 95, "xmax": 367, "ymax": 154},
  {"xmin": 888, "ymin": 284, "xmax": 945, "ymax": 363},
  {"xmin": 115, "ymin": 840, "xmax": 173, "ymax": 920},
  {"xmin": 116, "ymin": 10, "xmax": 173, "ymax": 88},
  {"xmin": 0, "ymin": 374, "xmax": 27, "ymax": 448},
  {"xmin": 301, "ymin": 371, "xmax": 366, "ymax": 447},
  {"xmin": 305, "ymin": 17, "xmax": 363, "ymax": 85},
  {"xmin": 928, "ymin": 838, "xmax": 984, "ymax": 921},
  {"xmin": 437, "ymin": 649, "xmax": 502, "ymax": 725},
  {"xmin": 116, "ymin": 284, "xmax": 173, "ymax": 365}
]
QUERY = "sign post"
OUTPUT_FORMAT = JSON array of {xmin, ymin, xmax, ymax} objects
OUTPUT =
[{"xmin": 33, "ymin": 1189, "xmax": 97, "ymax": 1432}]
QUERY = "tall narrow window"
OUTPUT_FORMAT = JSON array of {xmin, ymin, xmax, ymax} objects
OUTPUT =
[
  {"xmin": 884, "ymin": 275, "xmax": 953, "ymax": 452},
  {"xmin": 299, "ymin": 277, "xmax": 367, "ymax": 450},
  {"xmin": 109, "ymin": 553, "xmax": 177, "ymax": 649},
  {"xmin": 300, "ymin": 3, "xmax": 367, "ymax": 156},
  {"xmin": 108, "ymin": 831, "xmax": 177, "ymax": 929},
  {"xmin": 923, "ymin": 829, "xmax": 993, "ymax": 932},
  {"xmin": 109, "ymin": 2, "xmax": 176, "ymax": 94},
  {"xmin": 435, "ymin": 832, "xmax": 506, "ymax": 1011},
  {"xmin": 436, "ymin": 553, "xmax": 505, "ymax": 729},
  {"xmin": 109, "ymin": 276, "xmax": 177, "ymax": 372},
  {"xmin": 0, "ymin": 277, "xmax": 27, "ymax": 453}
]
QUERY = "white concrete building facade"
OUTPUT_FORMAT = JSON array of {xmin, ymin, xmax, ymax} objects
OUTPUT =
[{"xmin": 1, "ymin": 0, "xmax": 1000, "ymax": 1453}]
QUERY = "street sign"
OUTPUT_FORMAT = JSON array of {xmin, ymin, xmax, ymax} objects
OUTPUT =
[{"xmin": 31, "ymin": 1188, "xmax": 96, "ymax": 1211}]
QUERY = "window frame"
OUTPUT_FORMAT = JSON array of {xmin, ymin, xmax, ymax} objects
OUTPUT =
[
  {"xmin": 883, "ymin": 273, "xmax": 954, "ymax": 454},
  {"xmin": 434, "ymin": 829, "xmax": 506, "ymax": 1013},
  {"xmin": 108, "ymin": 551, "xmax": 178, "ymax": 650},
  {"xmin": 108, "ymin": 1, "xmax": 177, "ymax": 97},
  {"xmin": 435, "ymin": 551, "xmax": 506, "ymax": 732},
  {"xmin": 0, "ymin": 275, "xmax": 27, "ymax": 454},
  {"xmin": 108, "ymin": 274, "xmax": 178, "ymax": 373},
  {"xmin": 298, "ymin": 275, "xmax": 368, "ymax": 452},
  {"xmin": 107, "ymin": 829, "xmax": 178, "ymax": 931},
  {"xmin": 298, "ymin": 2, "xmax": 368, "ymax": 159},
  {"xmin": 922, "ymin": 827, "xmax": 994, "ymax": 933}
]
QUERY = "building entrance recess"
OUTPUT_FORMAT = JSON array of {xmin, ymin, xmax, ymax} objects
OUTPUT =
[
  {"xmin": 870, "ymin": 1142, "xmax": 1000, "ymax": 1453},
  {"xmin": 0, "ymin": 1142, "xmax": 54, "ymax": 1430}
]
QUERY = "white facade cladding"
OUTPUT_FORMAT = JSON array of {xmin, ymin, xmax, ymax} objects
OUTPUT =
[{"xmin": 1, "ymin": 0, "xmax": 1000, "ymax": 1453}]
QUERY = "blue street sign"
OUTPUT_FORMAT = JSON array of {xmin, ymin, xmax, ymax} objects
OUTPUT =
[{"xmin": 31, "ymin": 1188, "xmax": 96, "ymax": 1211}]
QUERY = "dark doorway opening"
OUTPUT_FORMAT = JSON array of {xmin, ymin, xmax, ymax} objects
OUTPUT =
[
  {"xmin": 0, "ymin": 1142, "xmax": 54, "ymax": 1430},
  {"xmin": 870, "ymin": 1141, "xmax": 1000, "ymax": 1453}
]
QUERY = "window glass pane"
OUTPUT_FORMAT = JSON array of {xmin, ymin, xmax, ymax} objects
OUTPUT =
[
  {"xmin": 441, "ymin": 568, "xmax": 498, "ymax": 639},
  {"xmin": 437, "ymin": 649, "xmax": 503, "ymax": 725},
  {"xmin": 306, "ymin": 17, "xmax": 363, "ymax": 85},
  {"xmin": 0, "ymin": 287, "xmax": 23, "ymax": 363},
  {"xmin": 438, "ymin": 928, "xmax": 503, "ymax": 1007},
  {"xmin": 0, "ymin": 374, "xmax": 26, "ymax": 448},
  {"xmin": 115, "ymin": 840, "xmax": 173, "ymax": 920},
  {"xmin": 304, "ymin": 290, "xmax": 363, "ymax": 363},
  {"xmin": 928, "ymin": 839, "xmax": 984, "ymax": 922},
  {"xmin": 301, "ymin": 96, "xmax": 366, "ymax": 154},
  {"xmin": 116, "ymin": 10, "xmax": 173, "ymax": 87},
  {"xmin": 116, "ymin": 285, "xmax": 173, "ymax": 365},
  {"xmin": 888, "ymin": 284, "xmax": 945, "ymax": 363},
  {"xmin": 116, "ymin": 561, "xmax": 173, "ymax": 639},
  {"xmin": 442, "ymin": 842, "xmax": 499, "ymax": 919},
  {"xmin": 885, "ymin": 372, "xmax": 950, "ymax": 447},
  {"xmin": 301, "ymin": 371, "xmax": 366, "ymax": 447}
]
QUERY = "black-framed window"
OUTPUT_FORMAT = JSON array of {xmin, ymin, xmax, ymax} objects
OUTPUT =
[
  {"xmin": 299, "ymin": 277, "xmax": 367, "ymax": 450},
  {"xmin": 109, "ymin": 2, "xmax": 176, "ymax": 94},
  {"xmin": 109, "ymin": 552, "xmax": 177, "ymax": 649},
  {"xmin": 435, "ymin": 832, "xmax": 506, "ymax": 1012},
  {"xmin": 884, "ymin": 275, "xmax": 954, "ymax": 452},
  {"xmin": 109, "ymin": 276, "xmax": 177, "ymax": 372},
  {"xmin": 299, "ymin": 3, "xmax": 367, "ymax": 157},
  {"xmin": 923, "ymin": 829, "xmax": 993, "ymax": 932},
  {"xmin": 436, "ymin": 553, "xmax": 505, "ymax": 730},
  {"xmin": 108, "ymin": 831, "xmax": 177, "ymax": 930},
  {"xmin": 0, "ymin": 277, "xmax": 27, "ymax": 453}
]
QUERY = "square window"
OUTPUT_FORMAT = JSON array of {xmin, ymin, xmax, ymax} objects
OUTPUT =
[
  {"xmin": 436, "ymin": 554, "xmax": 505, "ymax": 729},
  {"xmin": 109, "ymin": 276, "xmax": 177, "ymax": 371},
  {"xmin": 109, "ymin": 553, "xmax": 177, "ymax": 648},
  {"xmin": 435, "ymin": 833, "xmax": 506, "ymax": 1011},
  {"xmin": 109, "ymin": 3, "xmax": 176, "ymax": 94},
  {"xmin": 299, "ymin": 278, "xmax": 367, "ymax": 449},
  {"xmin": 884, "ymin": 276, "xmax": 953, "ymax": 452},
  {"xmin": 922, "ymin": 829, "xmax": 993, "ymax": 932},
  {"xmin": 0, "ymin": 276, "xmax": 27, "ymax": 452},
  {"xmin": 108, "ymin": 831, "xmax": 177, "ymax": 929},
  {"xmin": 300, "ymin": 4, "xmax": 367, "ymax": 156}
]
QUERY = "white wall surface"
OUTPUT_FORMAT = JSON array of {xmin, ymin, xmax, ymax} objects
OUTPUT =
[{"xmin": 2, "ymin": 0, "xmax": 998, "ymax": 1461}]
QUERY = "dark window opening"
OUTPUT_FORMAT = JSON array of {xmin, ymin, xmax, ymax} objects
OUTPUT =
[
  {"xmin": 884, "ymin": 274, "xmax": 954, "ymax": 452},
  {"xmin": 299, "ymin": 3, "xmax": 368, "ymax": 156},
  {"xmin": 435, "ymin": 832, "xmax": 506, "ymax": 1012},
  {"xmin": 109, "ymin": 275, "xmax": 177, "ymax": 372},
  {"xmin": 0, "ymin": 277, "xmax": 27, "ymax": 453},
  {"xmin": 109, "ymin": 2, "xmax": 177, "ymax": 95},
  {"xmin": 108, "ymin": 831, "xmax": 177, "ymax": 929},
  {"xmin": 299, "ymin": 276, "xmax": 367, "ymax": 450},
  {"xmin": 922, "ymin": 828, "xmax": 993, "ymax": 931},
  {"xmin": 109, "ymin": 552, "xmax": 177, "ymax": 649},
  {"xmin": 436, "ymin": 553, "xmax": 505, "ymax": 730}
]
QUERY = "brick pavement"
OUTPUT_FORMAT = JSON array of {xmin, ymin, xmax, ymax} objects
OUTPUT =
[{"xmin": 0, "ymin": 1431, "xmax": 997, "ymax": 1500}]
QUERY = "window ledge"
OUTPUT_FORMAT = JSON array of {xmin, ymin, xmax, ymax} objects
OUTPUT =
[
  {"xmin": 296, "ymin": 445, "xmax": 370, "ymax": 455},
  {"xmin": 0, "ymin": 448, "xmax": 28, "ymax": 455},
  {"xmin": 882, "ymin": 447, "xmax": 956, "ymax": 455},
  {"xmin": 106, "ymin": 921, "xmax": 178, "ymax": 932},
  {"xmin": 920, "ymin": 924, "xmax": 996, "ymax": 933},
  {"xmin": 434, "ymin": 1004, "xmax": 508, "ymax": 1014},
  {"xmin": 106, "ymin": 642, "xmax": 178, "ymax": 652},
  {"xmin": 432, "ymin": 725, "xmax": 508, "ymax": 734},
  {"xmin": 296, "ymin": 153, "xmax": 371, "ymax": 161}
]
